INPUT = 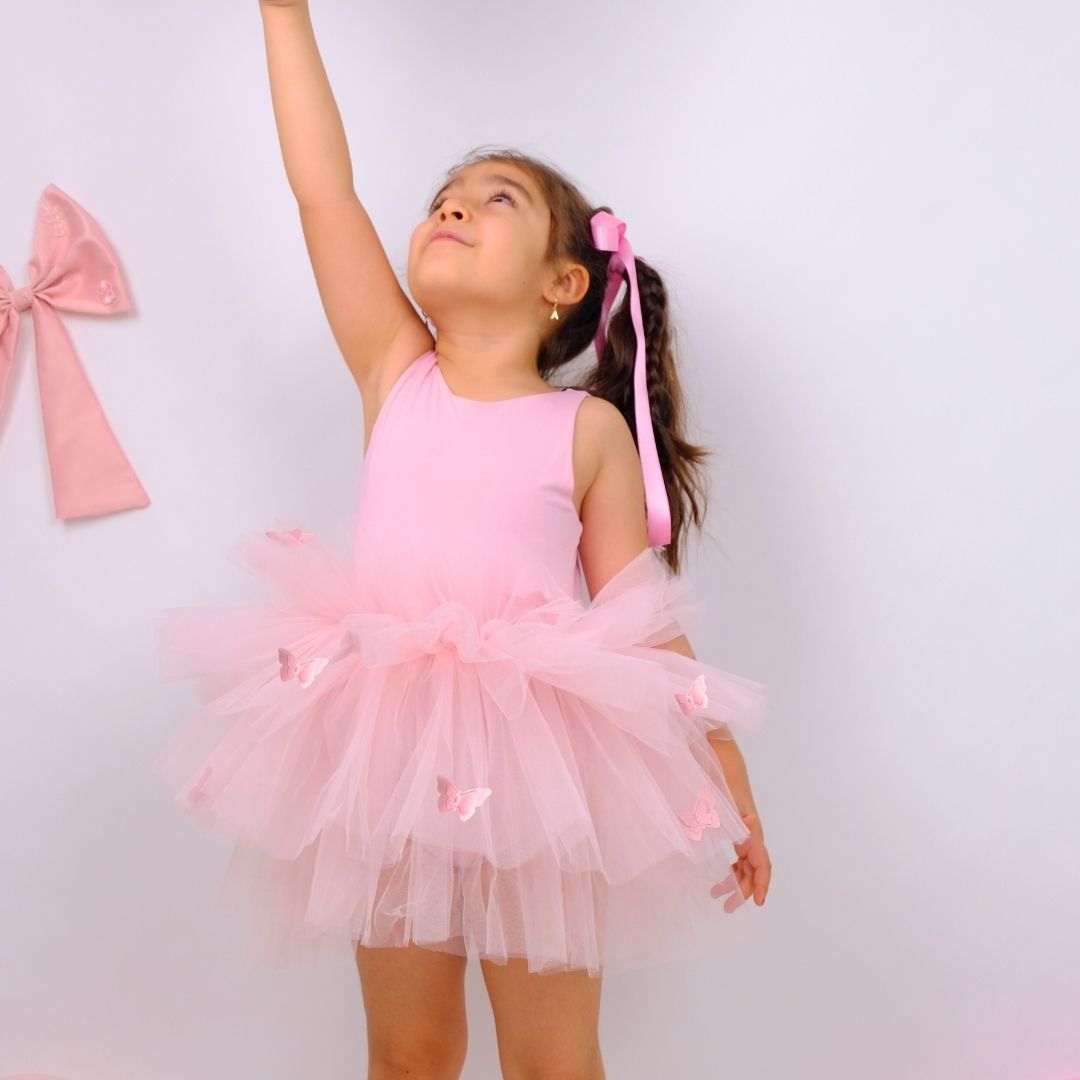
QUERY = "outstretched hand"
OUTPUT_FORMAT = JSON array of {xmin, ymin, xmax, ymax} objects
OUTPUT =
[{"xmin": 711, "ymin": 810, "xmax": 771, "ymax": 912}]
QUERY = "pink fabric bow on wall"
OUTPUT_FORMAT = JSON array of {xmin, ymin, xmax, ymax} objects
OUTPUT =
[{"xmin": 0, "ymin": 183, "xmax": 149, "ymax": 519}]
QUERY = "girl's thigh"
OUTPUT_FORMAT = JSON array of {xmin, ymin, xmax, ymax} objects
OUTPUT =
[
  {"xmin": 479, "ymin": 956, "xmax": 605, "ymax": 1078},
  {"xmin": 355, "ymin": 939, "xmax": 469, "ymax": 1072}
]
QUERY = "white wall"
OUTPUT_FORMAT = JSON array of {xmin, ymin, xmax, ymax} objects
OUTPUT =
[{"xmin": 1, "ymin": 2, "xmax": 1077, "ymax": 1078}]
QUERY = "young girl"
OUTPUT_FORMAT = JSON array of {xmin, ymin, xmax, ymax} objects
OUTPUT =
[{"xmin": 154, "ymin": 1, "xmax": 771, "ymax": 1075}]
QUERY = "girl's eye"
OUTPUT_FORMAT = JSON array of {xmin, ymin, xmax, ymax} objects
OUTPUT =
[{"xmin": 429, "ymin": 188, "xmax": 517, "ymax": 214}]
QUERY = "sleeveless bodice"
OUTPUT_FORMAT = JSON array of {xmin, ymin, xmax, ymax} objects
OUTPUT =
[{"xmin": 352, "ymin": 349, "xmax": 590, "ymax": 619}]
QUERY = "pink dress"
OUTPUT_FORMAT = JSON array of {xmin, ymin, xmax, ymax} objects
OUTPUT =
[{"xmin": 153, "ymin": 347, "xmax": 767, "ymax": 977}]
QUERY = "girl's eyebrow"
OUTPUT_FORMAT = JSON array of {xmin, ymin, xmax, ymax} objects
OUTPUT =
[{"xmin": 430, "ymin": 173, "xmax": 536, "ymax": 208}]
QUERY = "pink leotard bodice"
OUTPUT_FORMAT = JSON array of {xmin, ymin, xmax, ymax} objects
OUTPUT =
[{"xmin": 352, "ymin": 349, "xmax": 590, "ymax": 620}]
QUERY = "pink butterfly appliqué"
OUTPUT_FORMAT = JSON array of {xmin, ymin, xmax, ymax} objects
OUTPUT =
[
  {"xmin": 674, "ymin": 672, "xmax": 708, "ymax": 716},
  {"xmin": 265, "ymin": 528, "xmax": 314, "ymax": 544},
  {"xmin": 678, "ymin": 785, "xmax": 723, "ymax": 841},
  {"xmin": 436, "ymin": 774, "xmax": 493, "ymax": 821},
  {"xmin": 278, "ymin": 646, "xmax": 329, "ymax": 688}
]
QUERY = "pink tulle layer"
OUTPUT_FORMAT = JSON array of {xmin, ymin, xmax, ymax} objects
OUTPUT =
[{"xmin": 152, "ymin": 523, "xmax": 766, "ymax": 977}]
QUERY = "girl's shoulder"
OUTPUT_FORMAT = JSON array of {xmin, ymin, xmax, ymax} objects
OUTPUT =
[
  {"xmin": 573, "ymin": 392, "xmax": 632, "ymax": 451},
  {"xmin": 571, "ymin": 393, "xmax": 639, "ymax": 497}
]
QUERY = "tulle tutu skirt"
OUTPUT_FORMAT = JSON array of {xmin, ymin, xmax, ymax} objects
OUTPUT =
[{"xmin": 152, "ymin": 519, "xmax": 767, "ymax": 977}]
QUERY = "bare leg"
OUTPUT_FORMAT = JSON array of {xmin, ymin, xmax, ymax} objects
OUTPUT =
[
  {"xmin": 479, "ymin": 955, "xmax": 605, "ymax": 1080},
  {"xmin": 355, "ymin": 939, "xmax": 470, "ymax": 1079}
]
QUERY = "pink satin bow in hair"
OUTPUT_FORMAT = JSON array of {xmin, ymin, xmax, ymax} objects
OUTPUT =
[
  {"xmin": 0, "ymin": 184, "xmax": 149, "ymax": 520},
  {"xmin": 590, "ymin": 210, "xmax": 672, "ymax": 548}
]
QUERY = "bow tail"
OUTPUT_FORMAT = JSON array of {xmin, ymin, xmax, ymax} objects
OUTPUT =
[
  {"xmin": 591, "ymin": 242, "xmax": 672, "ymax": 549},
  {"xmin": 32, "ymin": 301, "xmax": 150, "ymax": 519},
  {"xmin": 622, "ymin": 249, "xmax": 672, "ymax": 549}
]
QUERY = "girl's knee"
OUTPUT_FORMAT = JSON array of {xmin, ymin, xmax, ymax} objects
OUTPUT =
[
  {"xmin": 367, "ymin": 1033, "xmax": 468, "ymax": 1080},
  {"xmin": 356, "ymin": 939, "xmax": 470, "ymax": 1077},
  {"xmin": 499, "ymin": 1039, "xmax": 604, "ymax": 1080}
]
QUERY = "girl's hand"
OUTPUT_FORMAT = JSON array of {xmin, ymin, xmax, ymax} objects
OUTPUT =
[
  {"xmin": 711, "ymin": 810, "xmax": 771, "ymax": 912},
  {"xmin": 260, "ymin": 0, "xmax": 307, "ymax": 7}
]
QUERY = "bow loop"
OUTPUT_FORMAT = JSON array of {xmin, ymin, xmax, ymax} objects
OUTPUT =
[
  {"xmin": 0, "ymin": 184, "xmax": 148, "ymax": 520},
  {"xmin": 589, "ymin": 210, "xmax": 627, "ymax": 254},
  {"xmin": 24, "ymin": 184, "xmax": 134, "ymax": 317}
]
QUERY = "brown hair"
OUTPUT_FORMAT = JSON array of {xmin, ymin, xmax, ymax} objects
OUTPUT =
[{"xmin": 428, "ymin": 145, "xmax": 716, "ymax": 576}]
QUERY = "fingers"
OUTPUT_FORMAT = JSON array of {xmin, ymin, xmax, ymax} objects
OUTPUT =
[
  {"xmin": 749, "ymin": 847, "xmax": 771, "ymax": 905},
  {"xmin": 713, "ymin": 837, "xmax": 772, "ymax": 912},
  {"xmin": 729, "ymin": 847, "xmax": 771, "ymax": 907}
]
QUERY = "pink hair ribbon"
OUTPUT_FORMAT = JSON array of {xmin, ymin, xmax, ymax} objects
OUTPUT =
[
  {"xmin": 0, "ymin": 184, "xmax": 149, "ymax": 520},
  {"xmin": 590, "ymin": 210, "xmax": 672, "ymax": 548}
]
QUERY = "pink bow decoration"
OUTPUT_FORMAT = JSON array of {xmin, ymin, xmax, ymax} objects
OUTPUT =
[
  {"xmin": 678, "ymin": 785, "xmax": 723, "ymax": 841},
  {"xmin": 436, "ymin": 774, "xmax": 492, "ymax": 820},
  {"xmin": 0, "ymin": 184, "xmax": 149, "ymax": 520},
  {"xmin": 277, "ymin": 646, "xmax": 329, "ymax": 688},
  {"xmin": 590, "ymin": 210, "xmax": 672, "ymax": 548},
  {"xmin": 674, "ymin": 672, "xmax": 708, "ymax": 716}
]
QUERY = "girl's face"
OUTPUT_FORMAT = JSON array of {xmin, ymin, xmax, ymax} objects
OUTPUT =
[{"xmin": 407, "ymin": 163, "xmax": 554, "ymax": 334}]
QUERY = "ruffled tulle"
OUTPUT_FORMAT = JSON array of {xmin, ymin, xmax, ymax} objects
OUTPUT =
[{"xmin": 152, "ymin": 518, "xmax": 766, "ymax": 977}]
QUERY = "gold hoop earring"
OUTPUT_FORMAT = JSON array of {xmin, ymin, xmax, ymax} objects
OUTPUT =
[{"xmin": 550, "ymin": 298, "xmax": 559, "ymax": 321}]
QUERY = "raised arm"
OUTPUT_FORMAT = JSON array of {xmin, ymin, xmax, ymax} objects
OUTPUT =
[{"xmin": 258, "ymin": 0, "xmax": 428, "ymax": 390}]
